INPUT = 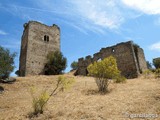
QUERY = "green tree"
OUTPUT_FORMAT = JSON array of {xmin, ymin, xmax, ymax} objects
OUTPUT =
[
  {"xmin": 70, "ymin": 61, "xmax": 78, "ymax": 70},
  {"xmin": 0, "ymin": 46, "xmax": 16, "ymax": 79},
  {"xmin": 87, "ymin": 56, "xmax": 120, "ymax": 93},
  {"xmin": 153, "ymin": 58, "xmax": 160, "ymax": 69},
  {"xmin": 44, "ymin": 51, "xmax": 67, "ymax": 75}
]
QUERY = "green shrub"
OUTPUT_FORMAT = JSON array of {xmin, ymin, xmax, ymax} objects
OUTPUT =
[
  {"xmin": 87, "ymin": 56, "xmax": 120, "ymax": 93},
  {"xmin": 153, "ymin": 58, "xmax": 160, "ymax": 69},
  {"xmin": 44, "ymin": 51, "xmax": 67, "ymax": 75},
  {"xmin": 143, "ymin": 69, "xmax": 152, "ymax": 79},
  {"xmin": 30, "ymin": 76, "xmax": 75, "ymax": 116},
  {"xmin": 70, "ymin": 61, "xmax": 78, "ymax": 70},
  {"xmin": 57, "ymin": 76, "xmax": 75, "ymax": 91},
  {"xmin": 0, "ymin": 46, "xmax": 16, "ymax": 79},
  {"xmin": 114, "ymin": 75, "xmax": 126, "ymax": 83},
  {"xmin": 30, "ymin": 88, "xmax": 49, "ymax": 115},
  {"xmin": 155, "ymin": 68, "xmax": 160, "ymax": 79}
]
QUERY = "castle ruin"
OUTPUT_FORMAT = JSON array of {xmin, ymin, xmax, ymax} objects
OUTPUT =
[
  {"xmin": 76, "ymin": 41, "xmax": 147, "ymax": 78},
  {"xmin": 19, "ymin": 21, "xmax": 60, "ymax": 76}
]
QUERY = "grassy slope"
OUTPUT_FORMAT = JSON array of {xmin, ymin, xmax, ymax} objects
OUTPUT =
[{"xmin": 0, "ymin": 73, "xmax": 160, "ymax": 120}]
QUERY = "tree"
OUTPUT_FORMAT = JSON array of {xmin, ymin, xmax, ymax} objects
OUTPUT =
[
  {"xmin": 0, "ymin": 46, "xmax": 16, "ymax": 79},
  {"xmin": 44, "ymin": 51, "xmax": 67, "ymax": 75},
  {"xmin": 87, "ymin": 56, "xmax": 120, "ymax": 93},
  {"xmin": 153, "ymin": 58, "xmax": 160, "ymax": 69},
  {"xmin": 70, "ymin": 61, "xmax": 78, "ymax": 70}
]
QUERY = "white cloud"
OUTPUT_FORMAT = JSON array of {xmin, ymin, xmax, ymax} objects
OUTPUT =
[
  {"xmin": 122, "ymin": 0, "xmax": 160, "ymax": 15},
  {"xmin": 3, "ymin": 0, "xmax": 160, "ymax": 34},
  {"xmin": 149, "ymin": 41, "xmax": 160, "ymax": 51},
  {"xmin": 32, "ymin": 0, "xmax": 126, "ymax": 33},
  {"xmin": 0, "ymin": 30, "xmax": 7, "ymax": 35},
  {"xmin": 68, "ymin": 0, "xmax": 124, "ymax": 29}
]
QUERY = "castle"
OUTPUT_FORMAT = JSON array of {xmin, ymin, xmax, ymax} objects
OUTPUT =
[
  {"xmin": 19, "ymin": 21, "xmax": 60, "ymax": 76},
  {"xmin": 19, "ymin": 21, "xmax": 147, "ymax": 78},
  {"xmin": 76, "ymin": 41, "xmax": 147, "ymax": 78}
]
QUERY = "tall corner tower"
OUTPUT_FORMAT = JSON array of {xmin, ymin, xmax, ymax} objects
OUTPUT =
[{"xmin": 19, "ymin": 21, "xmax": 60, "ymax": 76}]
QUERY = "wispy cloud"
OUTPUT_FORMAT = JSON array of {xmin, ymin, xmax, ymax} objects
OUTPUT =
[
  {"xmin": 34, "ymin": 0, "xmax": 127, "ymax": 34},
  {"xmin": 149, "ymin": 41, "xmax": 160, "ymax": 52},
  {"xmin": 68, "ymin": 0, "xmax": 124, "ymax": 29},
  {"xmin": 0, "ymin": 30, "xmax": 7, "ymax": 35},
  {"xmin": 2, "ymin": 0, "xmax": 160, "ymax": 34},
  {"xmin": 121, "ymin": 0, "xmax": 160, "ymax": 15}
]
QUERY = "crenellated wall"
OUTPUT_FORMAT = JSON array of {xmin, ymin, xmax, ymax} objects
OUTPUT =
[{"xmin": 76, "ymin": 41, "xmax": 147, "ymax": 78}]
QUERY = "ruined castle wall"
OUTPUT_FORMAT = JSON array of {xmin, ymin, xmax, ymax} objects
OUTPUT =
[
  {"xmin": 19, "ymin": 21, "xmax": 60, "ymax": 76},
  {"xmin": 77, "ymin": 56, "xmax": 92, "ymax": 75},
  {"xmin": 136, "ymin": 47, "xmax": 147, "ymax": 72},
  {"xmin": 100, "ymin": 41, "xmax": 139, "ymax": 78},
  {"xmin": 76, "ymin": 41, "xmax": 147, "ymax": 78}
]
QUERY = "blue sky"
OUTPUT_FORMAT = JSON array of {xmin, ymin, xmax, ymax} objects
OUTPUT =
[{"xmin": 0, "ymin": 0, "xmax": 160, "ymax": 76}]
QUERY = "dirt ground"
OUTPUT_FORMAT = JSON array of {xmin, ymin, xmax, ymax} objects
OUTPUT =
[{"xmin": 0, "ymin": 73, "xmax": 160, "ymax": 120}]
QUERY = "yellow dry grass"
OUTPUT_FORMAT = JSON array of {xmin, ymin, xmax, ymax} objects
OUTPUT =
[{"xmin": 0, "ymin": 72, "xmax": 160, "ymax": 120}]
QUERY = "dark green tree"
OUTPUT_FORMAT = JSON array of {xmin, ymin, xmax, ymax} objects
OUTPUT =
[
  {"xmin": 153, "ymin": 58, "xmax": 160, "ymax": 69},
  {"xmin": 70, "ymin": 61, "xmax": 78, "ymax": 70},
  {"xmin": 0, "ymin": 46, "xmax": 16, "ymax": 79},
  {"xmin": 44, "ymin": 51, "xmax": 67, "ymax": 75}
]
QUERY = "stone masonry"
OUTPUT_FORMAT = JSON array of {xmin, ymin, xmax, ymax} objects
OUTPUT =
[
  {"xmin": 19, "ymin": 21, "xmax": 60, "ymax": 76},
  {"xmin": 76, "ymin": 41, "xmax": 147, "ymax": 78}
]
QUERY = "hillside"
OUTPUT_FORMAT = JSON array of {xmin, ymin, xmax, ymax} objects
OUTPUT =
[{"xmin": 0, "ymin": 73, "xmax": 160, "ymax": 120}]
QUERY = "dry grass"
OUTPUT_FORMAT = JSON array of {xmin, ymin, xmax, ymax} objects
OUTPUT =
[{"xmin": 0, "ymin": 72, "xmax": 160, "ymax": 120}]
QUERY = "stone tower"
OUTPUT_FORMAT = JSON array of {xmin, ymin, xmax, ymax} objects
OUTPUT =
[
  {"xmin": 19, "ymin": 21, "xmax": 60, "ymax": 76},
  {"xmin": 76, "ymin": 41, "xmax": 147, "ymax": 78}
]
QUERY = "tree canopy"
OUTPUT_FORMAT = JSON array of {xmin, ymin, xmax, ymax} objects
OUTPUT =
[
  {"xmin": 0, "ymin": 46, "xmax": 16, "ymax": 79},
  {"xmin": 44, "ymin": 51, "xmax": 67, "ymax": 75}
]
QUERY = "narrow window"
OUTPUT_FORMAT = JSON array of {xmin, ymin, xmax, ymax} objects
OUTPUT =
[
  {"xmin": 44, "ymin": 35, "xmax": 49, "ymax": 42},
  {"xmin": 44, "ymin": 35, "xmax": 47, "ymax": 42},
  {"xmin": 47, "ymin": 36, "xmax": 49, "ymax": 42}
]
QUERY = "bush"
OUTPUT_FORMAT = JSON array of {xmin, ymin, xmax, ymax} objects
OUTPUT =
[
  {"xmin": 114, "ymin": 75, "xmax": 126, "ymax": 83},
  {"xmin": 155, "ymin": 68, "xmax": 160, "ymax": 79},
  {"xmin": 30, "ymin": 88, "xmax": 49, "ymax": 115},
  {"xmin": 70, "ymin": 61, "xmax": 78, "ymax": 70},
  {"xmin": 87, "ymin": 56, "xmax": 120, "ymax": 93},
  {"xmin": 143, "ymin": 69, "xmax": 152, "ymax": 79},
  {"xmin": 153, "ymin": 58, "xmax": 160, "ymax": 69},
  {"xmin": 30, "ymin": 76, "xmax": 75, "ymax": 116},
  {"xmin": 44, "ymin": 51, "xmax": 67, "ymax": 75},
  {"xmin": 0, "ymin": 46, "xmax": 16, "ymax": 79}
]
